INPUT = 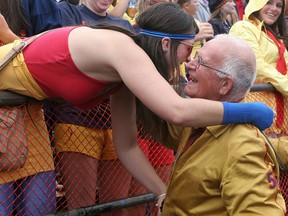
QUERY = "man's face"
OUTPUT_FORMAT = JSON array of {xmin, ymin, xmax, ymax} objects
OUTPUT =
[
  {"xmin": 88, "ymin": 0, "xmax": 113, "ymax": 14},
  {"xmin": 184, "ymin": 45, "xmax": 227, "ymax": 101}
]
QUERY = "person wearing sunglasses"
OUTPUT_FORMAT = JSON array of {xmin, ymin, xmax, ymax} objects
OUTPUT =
[
  {"xmin": 161, "ymin": 34, "xmax": 286, "ymax": 216},
  {"xmin": 0, "ymin": 3, "xmax": 275, "ymax": 213}
]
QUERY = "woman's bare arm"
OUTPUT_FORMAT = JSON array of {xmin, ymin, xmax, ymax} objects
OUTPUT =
[
  {"xmin": 0, "ymin": 14, "xmax": 19, "ymax": 44},
  {"xmin": 110, "ymin": 86, "xmax": 167, "ymax": 196},
  {"xmin": 69, "ymin": 27, "xmax": 273, "ymax": 130},
  {"xmin": 107, "ymin": 0, "xmax": 130, "ymax": 18}
]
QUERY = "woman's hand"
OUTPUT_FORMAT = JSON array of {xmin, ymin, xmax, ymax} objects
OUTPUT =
[{"xmin": 155, "ymin": 193, "xmax": 166, "ymax": 216}]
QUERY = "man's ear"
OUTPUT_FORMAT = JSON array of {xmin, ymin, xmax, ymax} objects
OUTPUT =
[
  {"xmin": 183, "ymin": 2, "xmax": 191, "ymax": 11},
  {"xmin": 161, "ymin": 37, "xmax": 171, "ymax": 53},
  {"xmin": 219, "ymin": 76, "xmax": 234, "ymax": 96}
]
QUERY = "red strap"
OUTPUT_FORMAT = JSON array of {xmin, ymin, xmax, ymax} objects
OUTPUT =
[{"xmin": 266, "ymin": 30, "xmax": 287, "ymax": 75}]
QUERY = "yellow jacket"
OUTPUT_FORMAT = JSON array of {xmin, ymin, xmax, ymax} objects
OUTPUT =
[
  {"xmin": 229, "ymin": 0, "xmax": 288, "ymax": 96},
  {"xmin": 229, "ymin": 0, "xmax": 288, "ymax": 134},
  {"xmin": 163, "ymin": 124, "xmax": 286, "ymax": 215}
]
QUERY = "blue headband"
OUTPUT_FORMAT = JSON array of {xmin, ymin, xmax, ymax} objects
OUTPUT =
[{"xmin": 139, "ymin": 29, "xmax": 195, "ymax": 40}]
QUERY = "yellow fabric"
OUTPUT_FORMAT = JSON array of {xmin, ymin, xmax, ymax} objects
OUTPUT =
[
  {"xmin": 54, "ymin": 123, "xmax": 118, "ymax": 160},
  {"xmin": 244, "ymin": 0, "xmax": 286, "ymax": 21},
  {"xmin": 0, "ymin": 104, "xmax": 54, "ymax": 183},
  {"xmin": 0, "ymin": 40, "xmax": 47, "ymax": 100},
  {"xmin": 191, "ymin": 18, "xmax": 205, "ymax": 57},
  {"xmin": 230, "ymin": 4, "xmax": 288, "ymax": 97},
  {"xmin": 229, "ymin": 2, "xmax": 288, "ymax": 135},
  {"xmin": 163, "ymin": 124, "xmax": 286, "ymax": 215},
  {"xmin": 269, "ymin": 136, "xmax": 288, "ymax": 168}
]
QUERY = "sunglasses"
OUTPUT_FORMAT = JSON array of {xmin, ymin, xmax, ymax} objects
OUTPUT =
[{"xmin": 179, "ymin": 41, "xmax": 194, "ymax": 59}]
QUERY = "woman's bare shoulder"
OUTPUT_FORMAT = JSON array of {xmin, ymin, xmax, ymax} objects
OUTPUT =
[{"xmin": 69, "ymin": 26, "xmax": 134, "ymax": 44}]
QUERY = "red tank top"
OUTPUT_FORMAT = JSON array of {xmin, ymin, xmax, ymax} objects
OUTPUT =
[{"xmin": 24, "ymin": 26, "xmax": 122, "ymax": 109}]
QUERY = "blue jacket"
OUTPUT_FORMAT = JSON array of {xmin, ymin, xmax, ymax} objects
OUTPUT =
[
  {"xmin": 21, "ymin": 0, "xmax": 62, "ymax": 36},
  {"xmin": 58, "ymin": 3, "xmax": 134, "ymax": 31}
]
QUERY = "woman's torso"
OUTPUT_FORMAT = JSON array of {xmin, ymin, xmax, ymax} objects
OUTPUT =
[{"xmin": 24, "ymin": 26, "xmax": 122, "ymax": 109}]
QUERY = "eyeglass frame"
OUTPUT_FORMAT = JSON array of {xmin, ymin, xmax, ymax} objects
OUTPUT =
[
  {"xmin": 193, "ymin": 51, "xmax": 230, "ymax": 76},
  {"xmin": 179, "ymin": 41, "xmax": 194, "ymax": 59}
]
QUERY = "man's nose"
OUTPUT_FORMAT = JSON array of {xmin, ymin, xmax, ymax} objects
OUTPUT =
[
  {"xmin": 186, "ymin": 54, "xmax": 192, "ymax": 63},
  {"xmin": 186, "ymin": 58, "xmax": 197, "ymax": 71}
]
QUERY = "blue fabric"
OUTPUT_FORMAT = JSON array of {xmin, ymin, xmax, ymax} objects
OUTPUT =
[
  {"xmin": 222, "ymin": 102, "xmax": 274, "ymax": 131},
  {"xmin": 139, "ymin": 29, "xmax": 195, "ymax": 40},
  {"xmin": 0, "ymin": 171, "xmax": 56, "ymax": 215},
  {"xmin": 58, "ymin": 3, "xmax": 134, "ymax": 31},
  {"xmin": 0, "ymin": 182, "xmax": 14, "ymax": 215},
  {"xmin": 21, "ymin": 0, "xmax": 62, "ymax": 36}
]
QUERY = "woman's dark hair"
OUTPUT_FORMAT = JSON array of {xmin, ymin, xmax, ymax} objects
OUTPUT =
[
  {"xmin": 0, "ymin": 0, "xmax": 29, "ymax": 35},
  {"xmin": 253, "ymin": 4, "xmax": 288, "ymax": 48},
  {"xmin": 135, "ymin": 2, "xmax": 198, "ymax": 146},
  {"xmin": 90, "ymin": 2, "xmax": 198, "ymax": 147}
]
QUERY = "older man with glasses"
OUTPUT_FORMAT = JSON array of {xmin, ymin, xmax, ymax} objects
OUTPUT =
[{"xmin": 160, "ymin": 34, "xmax": 287, "ymax": 216}]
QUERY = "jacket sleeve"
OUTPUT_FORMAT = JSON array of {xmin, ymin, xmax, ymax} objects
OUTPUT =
[{"xmin": 229, "ymin": 21, "xmax": 288, "ymax": 96}]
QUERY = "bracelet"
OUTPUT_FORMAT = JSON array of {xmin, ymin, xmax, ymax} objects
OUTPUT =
[
  {"xmin": 155, "ymin": 198, "xmax": 166, "ymax": 212},
  {"xmin": 155, "ymin": 193, "xmax": 166, "ymax": 201}
]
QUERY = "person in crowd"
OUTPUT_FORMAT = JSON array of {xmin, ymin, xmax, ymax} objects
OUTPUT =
[
  {"xmin": 161, "ymin": 34, "xmax": 287, "ymax": 216},
  {"xmin": 176, "ymin": 0, "xmax": 213, "ymax": 83},
  {"xmin": 208, "ymin": 0, "xmax": 238, "ymax": 35},
  {"xmin": 0, "ymin": 2, "xmax": 275, "ymax": 214},
  {"xmin": 176, "ymin": 0, "xmax": 214, "ymax": 55},
  {"xmin": 229, "ymin": 0, "xmax": 288, "ymax": 207},
  {"xmin": 130, "ymin": 1, "xmax": 210, "ymax": 215},
  {"xmin": 0, "ymin": 0, "xmax": 62, "ymax": 214},
  {"xmin": 229, "ymin": 0, "xmax": 288, "ymax": 137},
  {"xmin": 0, "ymin": 0, "xmax": 62, "ymax": 37},
  {"xmin": 58, "ymin": 0, "xmax": 133, "ymax": 30},
  {"xmin": 47, "ymin": 0, "xmax": 134, "ymax": 212},
  {"xmin": 194, "ymin": 0, "xmax": 211, "ymax": 22}
]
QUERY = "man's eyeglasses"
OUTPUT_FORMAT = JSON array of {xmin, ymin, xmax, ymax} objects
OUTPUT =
[{"xmin": 193, "ymin": 51, "xmax": 229, "ymax": 76}]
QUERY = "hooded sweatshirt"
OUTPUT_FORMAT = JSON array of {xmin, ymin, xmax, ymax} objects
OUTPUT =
[{"xmin": 229, "ymin": 0, "xmax": 288, "ymax": 135}]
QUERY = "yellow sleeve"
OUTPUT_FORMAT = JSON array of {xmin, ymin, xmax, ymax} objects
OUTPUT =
[{"xmin": 229, "ymin": 21, "xmax": 288, "ymax": 96}]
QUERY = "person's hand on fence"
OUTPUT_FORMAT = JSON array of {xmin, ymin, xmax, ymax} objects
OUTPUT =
[{"xmin": 155, "ymin": 193, "xmax": 165, "ymax": 216}]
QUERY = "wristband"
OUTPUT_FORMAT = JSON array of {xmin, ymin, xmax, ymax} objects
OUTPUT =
[{"xmin": 222, "ymin": 101, "xmax": 274, "ymax": 131}]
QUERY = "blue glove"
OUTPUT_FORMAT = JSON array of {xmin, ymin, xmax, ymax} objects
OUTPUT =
[{"xmin": 222, "ymin": 102, "xmax": 274, "ymax": 131}]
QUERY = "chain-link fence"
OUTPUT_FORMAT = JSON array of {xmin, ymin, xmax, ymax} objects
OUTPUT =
[{"xmin": 0, "ymin": 84, "xmax": 287, "ymax": 215}]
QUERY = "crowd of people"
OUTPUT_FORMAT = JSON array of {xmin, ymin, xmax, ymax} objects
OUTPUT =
[{"xmin": 0, "ymin": 0, "xmax": 287, "ymax": 215}]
